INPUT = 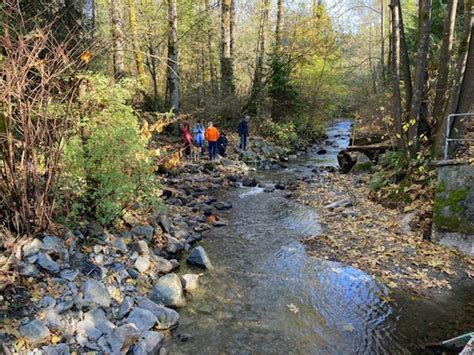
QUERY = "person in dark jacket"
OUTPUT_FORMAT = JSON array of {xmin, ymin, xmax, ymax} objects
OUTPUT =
[
  {"xmin": 238, "ymin": 115, "xmax": 249, "ymax": 150},
  {"xmin": 217, "ymin": 133, "xmax": 228, "ymax": 157}
]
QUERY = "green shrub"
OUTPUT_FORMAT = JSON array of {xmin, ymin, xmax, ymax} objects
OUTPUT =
[
  {"xmin": 60, "ymin": 74, "xmax": 161, "ymax": 224},
  {"xmin": 260, "ymin": 119, "xmax": 298, "ymax": 148}
]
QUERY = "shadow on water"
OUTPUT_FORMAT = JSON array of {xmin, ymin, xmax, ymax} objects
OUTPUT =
[{"xmin": 170, "ymin": 120, "xmax": 474, "ymax": 354}]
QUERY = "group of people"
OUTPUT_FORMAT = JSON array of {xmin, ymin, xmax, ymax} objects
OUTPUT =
[{"xmin": 182, "ymin": 116, "xmax": 250, "ymax": 161}]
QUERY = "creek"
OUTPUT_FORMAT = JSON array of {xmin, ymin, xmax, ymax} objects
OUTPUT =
[{"xmin": 170, "ymin": 121, "xmax": 474, "ymax": 354}]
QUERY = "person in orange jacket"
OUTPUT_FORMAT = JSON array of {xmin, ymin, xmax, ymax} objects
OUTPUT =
[{"xmin": 205, "ymin": 121, "xmax": 219, "ymax": 160}]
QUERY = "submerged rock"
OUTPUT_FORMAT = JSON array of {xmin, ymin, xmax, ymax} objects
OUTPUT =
[
  {"xmin": 186, "ymin": 246, "xmax": 213, "ymax": 270},
  {"xmin": 149, "ymin": 273, "xmax": 186, "ymax": 308},
  {"xmin": 20, "ymin": 319, "xmax": 50, "ymax": 344},
  {"xmin": 214, "ymin": 202, "xmax": 233, "ymax": 211}
]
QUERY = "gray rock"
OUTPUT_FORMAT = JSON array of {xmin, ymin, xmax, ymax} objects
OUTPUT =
[
  {"xmin": 19, "ymin": 262, "xmax": 40, "ymax": 277},
  {"xmin": 341, "ymin": 209, "xmax": 357, "ymax": 218},
  {"xmin": 166, "ymin": 236, "xmax": 185, "ymax": 254},
  {"xmin": 142, "ymin": 331, "xmax": 165, "ymax": 353},
  {"xmin": 127, "ymin": 308, "xmax": 157, "ymax": 332},
  {"xmin": 41, "ymin": 235, "xmax": 67, "ymax": 255},
  {"xmin": 151, "ymin": 255, "xmax": 173, "ymax": 274},
  {"xmin": 135, "ymin": 255, "xmax": 151, "ymax": 273},
  {"xmin": 169, "ymin": 259, "xmax": 180, "ymax": 270},
  {"xmin": 107, "ymin": 324, "xmax": 140, "ymax": 354},
  {"xmin": 181, "ymin": 274, "xmax": 200, "ymax": 292},
  {"xmin": 76, "ymin": 318, "xmax": 102, "ymax": 341},
  {"xmin": 159, "ymin": 215, "xmax": 172, "ymax": 233},
  {"xmin": 40, "ymin": 295, "xmax": 57, "ymax": 309},
  {"xmin": 20, "ymin": 319, "xmax": 50, "ymax": 344},
  {"xmin": 214, "ymin": 202, "xmax": 232, "ymax": 211},
  {"xmin": 135, "ymin": 240, "xmax": 150, "ymax": 255},
  {"xmin": 23, "ymin": 239, "xmax": 43, "ymax": 257},
  {"xmin": 111, "ymin": 236, "xmax": 128, "ymax": 253},
  {"xmin": 36, "ymin": 253, "xmax": 60, "ymax": 273},
  {"xmin": 119, "ymin": 296, "xmax": 135, "ymax": 318},
  {"xmin": 42, "ymin": 344, "xmax": 70, "ymax": 355},
  {"xmin": 186, "ymin": 246, "xmax": 213, "ymax": 269},
  {"xmin": 264, "ymin": 185, "xmax": 275, "ymax": 193},
  {"xmin": 132, "ymin": 225, "xmax": 155, "ymax": 240},
  {"xmin": 133, "ymin": 342, "xmax": 148, "ymax": 355},
  {"xmin": 135, "ymin": 297, "xmax": 179, "ymax": 330},
  {"xmin": 55, "ymin": 301, "xmax": 74, "ymax": 314},
  {"xmin": 44, "ymin": 309, "xmax": 63, "ymax": 329},
  {"xmin": 84, "ymin": 308, "xmax": 115, "ymax": 334},
  {"xmin": 83, "ymin": 279, "xmax": 111, "ymax": 308},
  {"xmin": 148, "ymin": 273, "xmax": 186, "ymax": 308},
  {"xmin": 59, "ymin": 269, "xmax": 79, "ymax": 282}
]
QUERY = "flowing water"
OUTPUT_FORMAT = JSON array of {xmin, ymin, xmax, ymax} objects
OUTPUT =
[{"xmin": 169, "ymin": 121, "xmax": 474, "ymax": 354}]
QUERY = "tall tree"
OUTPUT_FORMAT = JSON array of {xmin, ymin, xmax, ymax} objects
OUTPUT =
[
  {"xmin": 220, "ymin": 0, "xmax": 236, "ymax": 97},
  {"xmin": 390, "ymin": 0, "xmax": 407, "ymax": 158},
  {"xmin": 398, "ymin": 3, "xmax": 412, "ymax": 113},
  {"xmin": 432, "ymin": 0, "xmax": 458, "ymax": 126},
  {"xmin": 248, "ymin": 0, "xmax": 270, "ymax": 115},
  {"xmin": 275, "ymin": 0, "xmax": 284, "ymax": 53},
  {"xmin": 407, "ymin": 0, "xmax": 432, "ymax": 156},
  {"xmin": 380, "ymin": 0, "xmax": 386, "ymax": 88},
  {"xmin": 433, "ymin": 0, "xmax": 473, "ymax": 158},
  {"xmin": 230, "ymin": 0, "xmax": 236, "ymax": 57},
  {"xmin": 127, "ymin": 0, "xmax": 146, "ymax": 86},
  {"xmin": 166, "ymin": 0, "xmax": 179, "ymax": 113},
  {"xmin": 110, "ymin": 0, "xmax": 125, "ymax": 81},
  {"xmin": 205, "ymin": 0, "xmax": 218, "ymax": 95}
]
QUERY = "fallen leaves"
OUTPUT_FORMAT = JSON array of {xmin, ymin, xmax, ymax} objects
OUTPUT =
[{"xmin": 295, "ymin": 173, "xmax": 474, "ymax": 295}]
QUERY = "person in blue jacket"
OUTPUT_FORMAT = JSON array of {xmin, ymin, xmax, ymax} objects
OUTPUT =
[
  {"xmin": 238, "ymin": 115, "xmax": 249, "ymax": 150},
  {"xmin": 193, "ymin": 121, "xmax": 205, "ymax": 153}
]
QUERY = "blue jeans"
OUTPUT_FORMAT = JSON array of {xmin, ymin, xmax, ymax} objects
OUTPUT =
[
  {"xmin": 240, "ymin": 134, "xmax": 248, "ymax": 150},
  {"xmin": 208, "ymin": 141, "xmax": 217, "ymax": 160}
]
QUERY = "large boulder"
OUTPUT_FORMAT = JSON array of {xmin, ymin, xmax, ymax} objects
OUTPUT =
[
  {"xmin": 186, "ymin": 246, "xmax": 213, "ymax": 270},
  {"xmin": 148, "ymin": 273, "xmax": 186, "ymax": 308},
  {"xmin": 350, "ymin": 152, "xmax": 373, "ymax": 174},
  {"xmin": 83, "ymin": 279, "xmax": 111, "ymax": 308}
]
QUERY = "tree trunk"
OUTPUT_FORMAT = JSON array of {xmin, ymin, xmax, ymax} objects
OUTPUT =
[
  {"xmin": 398, "ymin": 2, "xmax": 413, "ymax": 113},
  {"xmin": 432, "ymin": 0, "xmax": 458, "ymax": 125},
  {"xmin": 220, "ymin": 0, "xmax": 236, "ymax": 97},
  {"xmin": 128, "ymin": 0, "xmax": 146, "ymax": 86},
  {"xmin": 166, "ymin": 0, "xmax": 179, "ymax": 114},
  {"xmin": 390, "ymin": 0, "xmax": 408, "ymax": 158},
  {"xmin": 380, "ymin": 0, "xmax": 386, "ymax": 88},
  {"xmin": 109, "ymin": 0, "xmax": 125, "ymax": 81},
  {"xmin": 433, "ymin": 0, "xmax": 473, "ymax": 158},
  {"xmin": 407, "ymin": 0, "xmax": 432, "ymax": 156},
  {"xmin": 205, "ymin": 0, "xmax": 218, "ymax": 96},
  {"xmin": 248, "ymin": 0, "xmax": 270, "ymax": 116},
  {"xmin": 451, "ymin": 21, "xmax": 474, "ymax": 139},
  {"xmin": 275, "ymin": 0, "xmax": 284, "ymax": 53},
  {"xmin": 230, "ymin": 0, "xmax": 236, "ymax": 58}
]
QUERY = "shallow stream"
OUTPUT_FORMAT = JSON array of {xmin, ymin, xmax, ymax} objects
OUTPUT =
[{"xmin": 170, "ymin": 121, "xmax": 474, "ymax": 354}]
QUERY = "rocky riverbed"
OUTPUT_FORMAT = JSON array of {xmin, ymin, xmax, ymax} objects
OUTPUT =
[{"xmin": 1, "ymin": 122, "xmax": 473, "ymax": 354}]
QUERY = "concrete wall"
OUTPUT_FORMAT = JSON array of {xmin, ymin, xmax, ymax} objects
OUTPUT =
[{"xmin": 432, "ymin": 165, "xmax": 474, "ymax": 256}]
